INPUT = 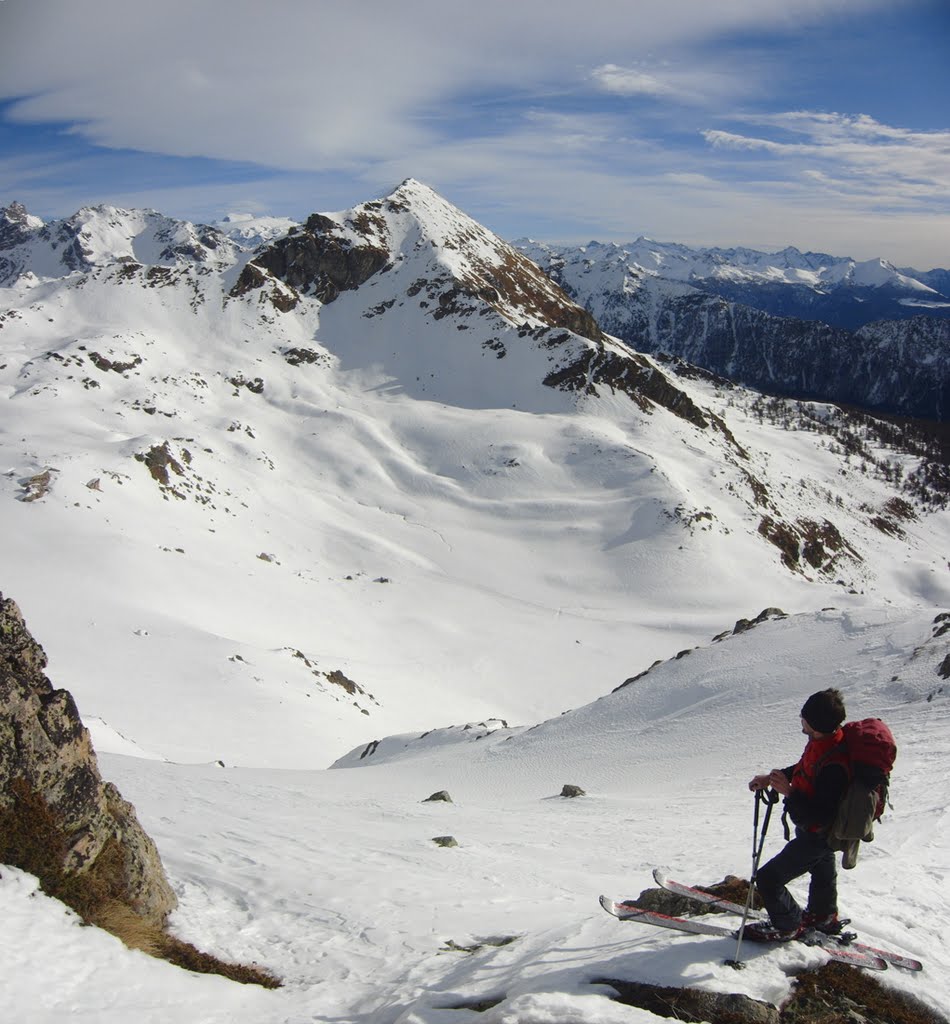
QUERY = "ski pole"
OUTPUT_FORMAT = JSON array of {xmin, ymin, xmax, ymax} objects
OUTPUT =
[{"xmin": 727, "ymin": 787, "xmax": 778, "ymax": 969}]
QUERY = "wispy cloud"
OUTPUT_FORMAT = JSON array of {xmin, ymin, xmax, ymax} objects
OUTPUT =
[
  {"xmin": 0, "ymin": 0, "xmax": 945, "ymax": 267},
  {"xmin": 589, "ymin": 60, "xmax": 750, "ymax": 108},
  {"xmin": 0, "ymin": 0, "xmax": 900, "ymax": 171},
  {"xmin": 704, "ymin": 131, "xmax": 787, "ymax": 153},
  {"xmin": 702, "ymin": 112, "xmax": 950, "ymax": 209}
]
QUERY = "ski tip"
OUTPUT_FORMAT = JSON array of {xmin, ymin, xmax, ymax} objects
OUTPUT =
[
  {"xmin": 652, "ymin": 866, "xmax": 669, "ymax": 886},
  {"xmin": 599, "ymin": 895, "xmax": 633, "ymax": 919}
]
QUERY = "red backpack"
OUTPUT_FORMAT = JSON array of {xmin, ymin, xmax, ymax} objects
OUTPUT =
[{"xmin": 824, "ymin": 718, "xmax": 897, "ymax": 868}]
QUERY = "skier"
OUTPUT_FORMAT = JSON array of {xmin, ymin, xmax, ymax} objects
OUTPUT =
[{"xmin": 745, "ymin": 688, "xmax": 848, "ymax": 941}]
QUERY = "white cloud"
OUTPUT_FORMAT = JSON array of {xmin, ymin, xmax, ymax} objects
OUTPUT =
[
  {"xmin": 591, "ymin": 64, "xmax": 672, "ymax": 98},
  {"xmin": 703, "ymin": 131, "xmax": 788, "ymax": 153},
  {"xmin": 0, "ymin": 0, "xmax": 899, "ymax": 170},
  {"xmin": 702, "ymin": 112, "xmax": 950, "ymax": 205},
  {"xmin": 589, "ymin": 60, "xmax": 752, "ymax": 108},
  {"xmin": 664, "ymin": 172, "xmax": 720, "ymax": 187}
]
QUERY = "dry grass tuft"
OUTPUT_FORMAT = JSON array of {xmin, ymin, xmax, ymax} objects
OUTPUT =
[
  {"xmin": 598, "ymin": 958, "xmax": 946, "ymax": 1024},
  {"xmin": 782, "ymin": 962, "xmax": 944, "ymax": 1024}
]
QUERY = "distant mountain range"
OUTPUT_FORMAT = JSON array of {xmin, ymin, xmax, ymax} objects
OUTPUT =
[
  {"xmin": 516, "ymin": 238, "xmax": 950, "ymax": 420},
  {"xmin": 519, "ymin": 237, "xmax": 950, "ymax": 328}
]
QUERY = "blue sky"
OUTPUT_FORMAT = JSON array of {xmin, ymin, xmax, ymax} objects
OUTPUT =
[{"xmin": 1, "ymin": 0, "xmax": 947, "ymax": 268}]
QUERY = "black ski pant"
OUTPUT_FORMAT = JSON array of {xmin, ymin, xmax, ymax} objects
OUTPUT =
[{"xmin": 756, "ymin": 827, "xmax": 837, "ymax": 931}]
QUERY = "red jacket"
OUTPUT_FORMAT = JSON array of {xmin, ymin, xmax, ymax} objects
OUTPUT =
[{"xmin": 783, "ymin": 729, "xmax": 848, "ymax": 832}]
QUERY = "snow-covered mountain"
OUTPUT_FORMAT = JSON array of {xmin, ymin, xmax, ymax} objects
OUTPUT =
[
  {"xmin": 1, "ymin": 177, "xmax": 948, "ymax": 768},
  {"xmin": 2, "ymin": 179, "xmax": 950, "ymax": 1021},
  {"xmin": 519, "ymin": 238, "xmax": 950, "ymax": 419},
  {"xmin": 0, "ymin": 201, "xmax": 241, "ymax": 280},
  {"xmin": 622, "ymin": 237, "xmax": 946, "ymax": 309},
  {"xmin": 216, "ymin": 212, "xmax": 300, "ymax": 251},
  {"xmin": 913, "ymin": 266, "xmax": 950, "ymax": 300}
]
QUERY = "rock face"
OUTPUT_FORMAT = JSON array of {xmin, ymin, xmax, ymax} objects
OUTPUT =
[
  {"xmin": 0, "ymin": 593, "xmax": 176, "ymax": 925},
  {"xmin": 615, "ymin": 292, "xmax": 950, "ymax": 421},
  {"xmin": 243, "ymin": 212, "xmax": 390, "ymax": 304}
]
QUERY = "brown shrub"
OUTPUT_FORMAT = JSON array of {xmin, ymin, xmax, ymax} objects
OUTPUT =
[{"xmin": 783, "ymin": 962, "xmax": 945, "ymax": 1024}]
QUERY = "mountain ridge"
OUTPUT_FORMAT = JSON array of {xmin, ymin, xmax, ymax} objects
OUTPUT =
[
  {"xmin": 6, "ymin": 188, "xmax": 949, "ymax": 419},
  {"xmin": 518, "ymin": 235, "xmax": 948, "ymax": 309}
]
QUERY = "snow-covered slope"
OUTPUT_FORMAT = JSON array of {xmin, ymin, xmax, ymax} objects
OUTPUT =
[
  {"xmin": 1, "ymin": 180, "xmax": 948, "ymax": 772},
  {"xmin": 4, "ymin": 607, "xmax": 948, "ymax": 1022}
]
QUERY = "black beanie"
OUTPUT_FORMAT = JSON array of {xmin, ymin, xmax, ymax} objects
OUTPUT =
[{"xmin": 801, "ymin": 689, "xmax": 846, "ymax": 734}]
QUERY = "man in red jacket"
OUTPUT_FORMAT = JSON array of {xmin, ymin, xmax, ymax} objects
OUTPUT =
[{"xmin": 745, "ymin": 688, "xmax": 848, "ymax": 941}]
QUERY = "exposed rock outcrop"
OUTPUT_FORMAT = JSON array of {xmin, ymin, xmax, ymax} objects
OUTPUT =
[
  {"xmin": 544, "ymin": 343, "xmax": 746, "ymax": 443},
  {"xmin": 0, "ymin": 593, "xmax": 176, "ymax": 926},
  {"xmin": 231, "ymin": 212, "xmax": 389, "ymax": 305},
  {"xmin": 593, "ymin": 976, "xmax": 779, "ymax": 1024}
]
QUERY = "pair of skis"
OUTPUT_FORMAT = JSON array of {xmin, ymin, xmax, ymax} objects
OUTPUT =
[{"xmin": 600, "ymin": 868, "xmax": 922, "ymax": 972}]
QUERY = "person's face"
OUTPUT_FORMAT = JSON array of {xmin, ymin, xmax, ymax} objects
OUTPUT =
[{"xmin": 801, "ymin": 715, "xmax": 821, "ymax": 738}]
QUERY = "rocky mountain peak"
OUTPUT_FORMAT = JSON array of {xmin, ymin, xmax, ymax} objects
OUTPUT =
[
  {"xmin": 57, "ymin": 205, "xmax": 238, "ymax": 270},
  {"xmin": 235, "ymin": 180, "xmax": 605, "ymax": 344},
  {"xmin": 0, "ymin": 201, "xmax": 43, "ymax": 252}
]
